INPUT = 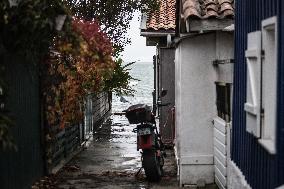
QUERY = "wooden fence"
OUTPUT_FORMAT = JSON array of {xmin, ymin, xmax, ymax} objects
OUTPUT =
[{"xmin": 46, "ymin": 92, "xmax": 112, "ymax": 173}]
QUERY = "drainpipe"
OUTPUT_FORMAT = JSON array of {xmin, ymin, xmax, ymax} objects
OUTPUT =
[{"xmin": 153, "ymin": 55, "xmax": 157, "ymax": 115}]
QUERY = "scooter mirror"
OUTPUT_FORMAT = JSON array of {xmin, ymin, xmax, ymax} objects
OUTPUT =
[{"xmin": 161, "ymin": 89, "xmax": 168, "ymax": 97}]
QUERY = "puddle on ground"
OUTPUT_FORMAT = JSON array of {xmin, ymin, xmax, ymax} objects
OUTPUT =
[{"xmin": 45, "ymin": 115, "xmax": 179, "ymax": 189}]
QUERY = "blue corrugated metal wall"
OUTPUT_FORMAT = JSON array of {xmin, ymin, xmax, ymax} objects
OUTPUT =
[
  {"xmin": 0, "ymin": 56, "xmax": 44, "ymax": 189},
  {"xmin": 232, "ymin": 0, "xmax": 284, "ymax": 189},
  {"xmin": 277, "ymin": 0, "xmax": 284, "ymax": 184}
]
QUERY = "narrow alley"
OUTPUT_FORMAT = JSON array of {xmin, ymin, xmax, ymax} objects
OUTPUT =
[
  {"xmin": 33, "ymin": 115, "xmax": 178, "ymax": 189},
  {"xmin": 2, "ymin": 0, "xmax": 284, "ymax": 189}
]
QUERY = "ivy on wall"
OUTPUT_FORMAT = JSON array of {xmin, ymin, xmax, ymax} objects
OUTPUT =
[
  {"xmin": 1, "ymin": 0, "xmax": 71, "ymax": 62},
  {"xmin": 42, "ymin": 19, "xmax": 115, "ymax": 128},
  {"xmin": 0, "ymin": 0, "xmax": 159, "ymax": 150},
  {"xmin": 0, "ymin": 0, "xmax": 72, "ymax": 150}
]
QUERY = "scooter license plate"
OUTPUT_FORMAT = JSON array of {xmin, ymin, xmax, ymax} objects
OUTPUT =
[{"xmin": 137, "ymin": 127, "xmax": 151, "ymax": 136}]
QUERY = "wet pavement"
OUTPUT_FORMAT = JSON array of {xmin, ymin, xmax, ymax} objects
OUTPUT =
[{"xmin": 42, "ymin": 115, "xmax": 178, "ymax": 189}]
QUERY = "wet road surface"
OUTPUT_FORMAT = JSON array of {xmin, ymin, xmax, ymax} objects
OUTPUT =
[{"xmin": 53, "ymin": 115, "xmax": 178, "ymax": 189}]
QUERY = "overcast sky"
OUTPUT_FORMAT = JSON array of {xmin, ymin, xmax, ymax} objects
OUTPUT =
[{"xmin": 121, "ymin": 12, "xmax": 156, "ymax": 63}]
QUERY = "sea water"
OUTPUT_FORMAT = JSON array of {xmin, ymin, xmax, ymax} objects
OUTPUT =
[{"xmin": 112, "ymin": 62, "xmax": 154, "ymax": 112}]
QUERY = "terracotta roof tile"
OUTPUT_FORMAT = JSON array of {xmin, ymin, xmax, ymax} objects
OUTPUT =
[
  {"xmin": 183, "ymin": 0, "xmax": 234, "ymax": 20},
  {"xmin": 146, "ymin": 0, "xmax": 176, "ymax": 31}
]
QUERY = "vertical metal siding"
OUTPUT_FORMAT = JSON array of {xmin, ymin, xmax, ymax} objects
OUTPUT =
[
  {"xmin": 232, "ymin": 0, "xmax": 283, "ymax": 188},
  {"xmin": 0, "ymin": 57, "xmax": 44, "ymax": 189},
  {"xmin": 278, "ymin": 0, "xmax": 284, "ymax": 184}
]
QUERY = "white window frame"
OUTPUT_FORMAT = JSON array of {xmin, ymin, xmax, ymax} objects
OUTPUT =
[
  {"xmin": 244, "ymin": 31, "xmax": 262, "ymax": 138},
  {"xmin": 245, "ymin": 16, "xmax": 278, "ymax": 154},
  {"xmin": 259, "ymin": 16, "xmax": 278, "ymax": 154}
]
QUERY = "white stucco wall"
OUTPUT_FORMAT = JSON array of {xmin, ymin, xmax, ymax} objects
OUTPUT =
[
  {"xmin": 175, "ymin": 33, "xmax": 217, "ymax": 186},
  {"xmin": 215, "ymin": 31, "xmax": 234, "ymax": 84},
  {"xmin": 175, "ymin": 31, "xmax": 234, "ymax": 187}
]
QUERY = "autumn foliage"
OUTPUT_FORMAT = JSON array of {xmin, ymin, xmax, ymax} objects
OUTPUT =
[{"xmin": 42, "ymin": 19, "xmax": 115, "ymax": 128}]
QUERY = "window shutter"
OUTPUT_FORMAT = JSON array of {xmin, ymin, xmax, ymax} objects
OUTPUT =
[
  {"xmin": 258, "ymin": 16, "xmax": 277, "ymax": 154},
  {"xmin": 244, "ymin": 31, "xmax": 262, "ymax": 138}
]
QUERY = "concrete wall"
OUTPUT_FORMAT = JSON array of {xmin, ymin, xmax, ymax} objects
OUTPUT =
[
  {"xmin": 175, "ymin": 31, "xmax": 234, "ymax": 186},
  {"xmin": 175, "ymin": 33, "xmax": 217, "ymax": 186},
  {"xmin": 215, "ymin": 31, "xmax": 234, "ymax": 84}
]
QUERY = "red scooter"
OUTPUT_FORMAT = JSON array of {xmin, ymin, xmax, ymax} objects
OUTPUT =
[{"xmin": 124, "ymin": 100, "xmax": 169, "ymax": 182}]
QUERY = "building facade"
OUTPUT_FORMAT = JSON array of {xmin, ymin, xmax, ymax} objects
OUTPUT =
[
  {"xmin": 175, "ymin": 0, "xmax": 234, "ymax": 187},
  {"xmin": 141, "ymin": 0, "xmax": 176, "ymax": 146},
  {"xmin": 229, "ymin": 0, "xmax": 284, "ymax": 188}
]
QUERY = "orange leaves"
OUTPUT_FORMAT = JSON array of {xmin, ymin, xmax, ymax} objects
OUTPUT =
[
  {"xmin": 72, "ymin": 18, "xmax": 113, "ymax": 56},
  {"xmin": 42, "ymin": 18, "xmax": 115, "ymax": 129}
]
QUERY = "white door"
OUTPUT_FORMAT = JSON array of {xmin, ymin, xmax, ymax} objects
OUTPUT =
[{"xmin": 213, "ymin": 117, "xmax": 229, "ymax": 189}]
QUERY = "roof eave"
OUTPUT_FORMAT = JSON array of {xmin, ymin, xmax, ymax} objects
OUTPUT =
[
  {"xmin": 186, "ymin": 18, "xmax": 234, "ymax": 33},
  {"xmin": 140, "ymin": 30, "xmax": 176, "ymax": 37}
]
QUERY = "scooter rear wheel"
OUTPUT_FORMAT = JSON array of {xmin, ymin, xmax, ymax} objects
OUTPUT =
[{"xmin": 142, "ymin": 150, "xmax": 162, "ymax": 182}]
